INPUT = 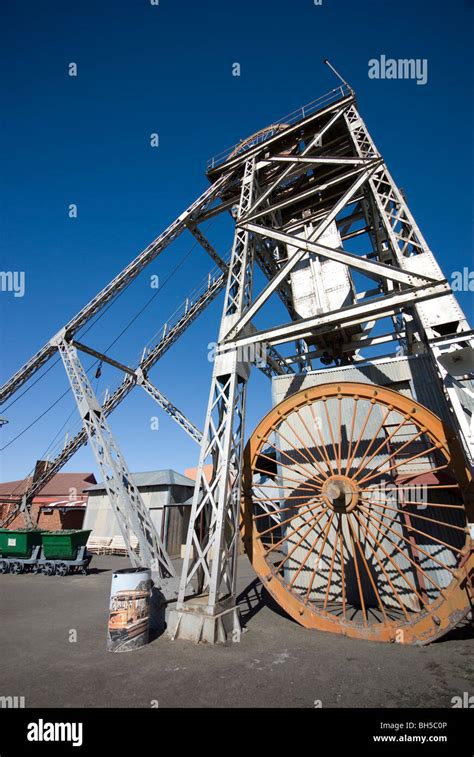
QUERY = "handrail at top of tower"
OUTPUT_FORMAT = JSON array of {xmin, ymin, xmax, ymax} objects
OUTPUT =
[{"xmin": 206, "ymin": 85, "xmax": 352, "ymax": 172}]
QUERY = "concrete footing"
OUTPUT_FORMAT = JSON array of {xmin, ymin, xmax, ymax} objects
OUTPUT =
[{"xmin": 167, "ymin": 595, "xmax": 241, "ymax": 644}]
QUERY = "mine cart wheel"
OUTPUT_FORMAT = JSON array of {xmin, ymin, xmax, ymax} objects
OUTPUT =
[
  {"xmin": 10, "ymin": 561, "xmax": 24, "ymax": 575},
  {"xmin": 42, "ymin": 562, "xmax": 55, "ymax": 576},
  {"xmin": 242, "ymin": 382, "xmax": 473, "ymax": 644},
  {"xmin": 0, "ymin": 560, "xmax": 10, "ymax": 574},
  {"xmin": 56, "ymin": 562, "xmax": 69, "ymax": 577}
]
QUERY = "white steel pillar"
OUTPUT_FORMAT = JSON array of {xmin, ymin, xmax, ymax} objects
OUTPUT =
[{"xmin": 169, "ymin": 157, "xmax": 257, "ymax": 643}]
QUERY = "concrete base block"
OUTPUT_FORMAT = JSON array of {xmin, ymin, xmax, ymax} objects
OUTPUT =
[{"xmin": 167, "ymin": 596, "xmax": 241, "ymax": 644}]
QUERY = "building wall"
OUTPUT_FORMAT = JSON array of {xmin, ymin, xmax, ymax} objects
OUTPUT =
[
  {"xmin": 83, "ymin": 486, "xmax": 193, "ymax": 557},
  {"xmin": 35, "ymin": 508, "xmax": 85, "ymax": 531},
  {"xmin": 1, "ymin": 501, "xmax": 86, "ymax": 531},
  {"xmin": 271, "ymin": 353, "xmax": 452, "ymax": 422}
]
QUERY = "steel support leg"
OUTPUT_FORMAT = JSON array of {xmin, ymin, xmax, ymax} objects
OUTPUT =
[
  {"xmin": 53, "ymin": 333, "xmax": 178, "ymax": 598},
  {"xmin": 169, "ymin": 157, "xmax": 257, "ymax": 643}
]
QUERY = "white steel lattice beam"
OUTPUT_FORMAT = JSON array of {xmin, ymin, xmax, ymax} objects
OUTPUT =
[
  {"xmin": 344, "ymin": 103, "xmax": 473, "ymax": 463},
  {"xmin": 137, "ymin": 372, "xmax": 203, "ymax": 445},
  {"xmin": 221, "ymin": 281, "xmax": 451, "ymax": 351},
  {"xmin": 225, "ymin": 163, "xmax": 381, "ymax": 342},
  {"xmin": 53, "ymin": 334, "xmax": 177, "ymax": 592},
  {"xmin": 248, "ymin": 105, "xmax": 349, "ymax": 216},
  {"xmin": 169, "ymin": 157, "xmax": 258, "ymax": 643},
  {"xmin": 241, "ymin": 223, "xmax": 438, "ymax": 288}
]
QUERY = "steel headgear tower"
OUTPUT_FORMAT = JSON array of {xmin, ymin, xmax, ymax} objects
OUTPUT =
[{"xmin": 2, "ymin": 77, "xmax": 472, "ymax": 644}]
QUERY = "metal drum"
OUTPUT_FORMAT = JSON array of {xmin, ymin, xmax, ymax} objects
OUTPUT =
[{"xmin": 107, "ymin": 567, "xmax": 152, "ymax": 652}]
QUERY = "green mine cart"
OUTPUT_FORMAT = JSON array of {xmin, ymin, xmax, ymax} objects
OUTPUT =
[
  {"xmin": 40, "ymin": 530, "xmax": 92, "ymax": 560},
  {"xmin": 0, "ymin": 529, "xmax": 92, "ymax": 576},
  {"xmin": 0, "ymin": 528, "xmax": 42, "ymax": 558}
]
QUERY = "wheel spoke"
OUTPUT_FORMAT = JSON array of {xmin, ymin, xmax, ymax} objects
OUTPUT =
[
  {"xmin": 352, "ymin": 510, "xmax": 422, "ymax": 616},
  {"xmin": 289, "ymin": 511, "xmax": 332, "ymax": 589},
  {"xmin": 293, "ymin": 408, "xmax": 333, "ymax": 480},
  {"xmin": 309, "ymin": 402, "xmax": 336, "ymax": 476},
  {"xmin": 338, "ymin": 519, "xmax": 347, "ymax": 619},
  {"xmin": 274, "ymin": 507, "xmax": 330, "ymax": 569},
  {"xmin": 253, "ymin": 465, "xmax": 321, "ymax": 492},
  {"xmin": 337, "ymin": 396, "xmax": 343, "ymax": 475},
  {"xmin": 323, "ymin": 514, "xmax": 340, "ymax": 609},
  {"xmin": 361, "ymin": 497, "xmax": 467, "ymax": 533},
  {"xmin": 303, "ymin": 511, "xmax": 336, "ymax": 604},
  {"xmin": 346, "ymin": 514, "xmax": 368, "ymax": 626},
  {"xmin": 351, "ymin": 406, "xmax": 392, "ymax": 479},
  {"xmin": 258, "ymin": 500, "xmax": 323, "ymax": 539},
  {"xmin": 257, "ymin": 447, "xmax": 324, "ymax": 487},
  {"xmin": 357, "ymin": 449, "xmax": 446, "ymax": 487},
  {"xmin": 346, "ymin": 513, "xmax": 389, "ymax": 623},
  {"xmin": 284, "ymin": 411, "xmax": 330, "ymax": 478},
  {"xmin": 355, "ymin": 425, "xmax": 429, "ymax": 484},
  {"xmin": 252, "ymin": 481, "xmax": 321, "ymax": 493},
  {"xmin": 252, "ymin": 493, "xmax": 323, "ymax": 505},
  {"xmin": 252, "ymin": 505, "xmax": 316, "ymax": 520},
  {"xmin": 345, "ymin": 400, "xmax": 375, "ymax": 476},
  {"xmin": 358, "ymin": 503, "xmax": 456, "ymax": 588},
  {"xmin": 323, "ymin": 398, "xmax": 340, "ymax": 474},
  {"xmin": 360, "ymin": 500, "xmax": 466, "ymax": 552}
]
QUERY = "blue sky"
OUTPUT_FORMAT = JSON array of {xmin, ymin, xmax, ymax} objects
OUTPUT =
[{"xmin": 0, "ymin": 0, "xmax": 473, "ymax": 484}]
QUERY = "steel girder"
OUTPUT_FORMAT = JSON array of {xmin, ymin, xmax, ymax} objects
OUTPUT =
[
  {"xmin": 170, "ymin": 157, "xmax": 258, "ymax": 641},
  {"xmin": 54, "ymin": 336, "xmax": 177, "ymax": 587},
  {"xmin": 224, "ymin": 162, "xmax": 382, "ymax": 342},
  {"xmin": 219, "ymin": 281, "xmax": 451, "ymax": 351},
  {"xmin": 344, "ymin": 104, "xmax": 473, "ymax": 463},
  {"xmin": 137, "ymin": 373, "xmax": 202, "ymax": 445}
]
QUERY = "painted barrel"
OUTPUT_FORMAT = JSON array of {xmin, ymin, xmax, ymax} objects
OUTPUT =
[{"xmin": 107, "ymin": 567, "xmax": 152, "ymax": 653}]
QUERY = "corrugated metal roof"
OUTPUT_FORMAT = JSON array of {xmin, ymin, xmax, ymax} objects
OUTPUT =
[{"xmin": 84, "ymin": 469, "xmax": 195, "ymax": 493}]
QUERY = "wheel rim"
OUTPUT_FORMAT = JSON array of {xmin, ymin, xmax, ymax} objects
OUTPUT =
[{"xmin": 242, "ymin": 382, "xmax": 473, "ymax": 644}]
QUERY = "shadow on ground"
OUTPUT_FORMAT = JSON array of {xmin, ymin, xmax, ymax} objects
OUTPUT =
[{"xmin": 237, "ymin": 576, "xmax": 295, "ymax": 627}]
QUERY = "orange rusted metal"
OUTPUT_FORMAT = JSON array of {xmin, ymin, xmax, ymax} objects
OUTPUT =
[{"xmin": 241, "ymin": 382, "xmax": 473, "ymax": 644}]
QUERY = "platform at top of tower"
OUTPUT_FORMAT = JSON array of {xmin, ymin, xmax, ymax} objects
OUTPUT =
[{"xmin": 206, "ymin": 84, "xmax": 352, "ymax": 177}]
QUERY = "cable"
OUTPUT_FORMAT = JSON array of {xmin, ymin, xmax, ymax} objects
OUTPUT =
[
  {"xmin": 0, "ymin": 359, "xmax": 100, "ymax": 452},
  {"xmin": 2, "ymin": 358, "xmax": 60, "ymax": 412},
  {"xmin": 0, "ymin": 387, "xmax": 71, "ymax": 451},
  {"xmin": 99, "ymin": 234, "xmax": 201, "ymax": 356}
]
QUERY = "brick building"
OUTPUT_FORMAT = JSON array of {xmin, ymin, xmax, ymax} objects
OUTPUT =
[{"xmin": 0, "ymin": 471, "xmax": 96, "ymax": 530}]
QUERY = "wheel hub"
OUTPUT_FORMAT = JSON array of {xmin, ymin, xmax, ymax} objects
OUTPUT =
[{"xmin": 321, "ymin": 475, "xmax": 359, "ymax": 513}]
